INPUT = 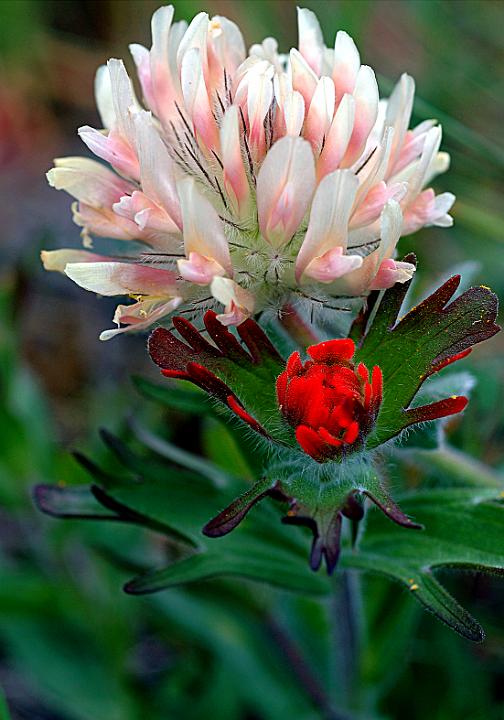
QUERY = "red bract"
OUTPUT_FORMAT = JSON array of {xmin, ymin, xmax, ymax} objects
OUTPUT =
[{"xmin": 276, "ymin": 339, "xmax": 382, "ymax": 462}]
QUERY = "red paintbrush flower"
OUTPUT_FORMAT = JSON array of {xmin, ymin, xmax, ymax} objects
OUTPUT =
[
  {"xmin": 276, "ymin": 339, "xmax": 382, "ymax": 462},
  {"xmin": 147, "ymin": 268, "xmax": 499, "ymax": 574}
]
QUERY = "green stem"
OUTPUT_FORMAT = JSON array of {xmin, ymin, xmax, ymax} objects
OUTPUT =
[{"xmin": 329, "ymin": 570, "xmax": 363, "ymax": 716}]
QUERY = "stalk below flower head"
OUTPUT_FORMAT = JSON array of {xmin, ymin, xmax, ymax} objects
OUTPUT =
[{"xmin": 42, "ymin": 5, "xmax": 455, "ymax": 340}]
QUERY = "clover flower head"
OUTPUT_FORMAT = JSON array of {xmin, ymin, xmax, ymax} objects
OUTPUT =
[{"xmin": 43, "ymin": 5, "xmax": 454, "ymax": 339}]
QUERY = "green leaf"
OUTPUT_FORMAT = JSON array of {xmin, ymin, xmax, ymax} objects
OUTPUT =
[
  {"xmin": 132, "ymin": 375, "xmax": 214, "ymax": 415},
  {"xmin": 124, "ymin": 545, "xmax": 327, "ymax": 596},
  {"xmin": 39, "ymin": 433, "xmax": 329, "ymax": 597},
  {"xmin": 354, "ymin": 272, "xmax": 499, "ymax": 448},
  {"xmin": 343, "ymin": 487, "xmax": 504, "ymax": 641}
]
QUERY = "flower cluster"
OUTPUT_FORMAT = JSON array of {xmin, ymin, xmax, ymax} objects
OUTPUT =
[
  {"xmin": 42, "ymin": 5, "xmax": 454, "ymax": 339},
  {"xmin": 277, "ymin": 340, "xmax": 382, "ymax": 461}
]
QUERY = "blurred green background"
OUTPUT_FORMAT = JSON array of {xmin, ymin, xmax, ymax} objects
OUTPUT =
[{"xmin": 0, "ymin": 1, "xmax": 503, "ymax": 718}]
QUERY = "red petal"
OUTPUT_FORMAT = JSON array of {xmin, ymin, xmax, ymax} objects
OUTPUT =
[
  {"xmin": 148, "ymin": 326, "xmax": 192, "ymax": 370},
  {"xmin": 286, "ymin": 351, "xmax": 303, "ymax": 377},
  {"xmin": 371, "ymin": 365, "xmax": 383, "ymax": 410},
  {"xmin": 343, "ymin": 421, "xmax": 359, "ymax": 444},
  {"xmin": 356, "ymin": 362, "xmax": 369, "ymax": 383},
  {"xmin": 204, "ymin": 311, "xmax": 252, "ymax": 363},
  {"xmin": 237, "ymin": 318, "xmax": 283, "ymax": 363},
  {"xmin": 328, "ymin": 398, "xmax": 355, "ymax": 430},
  {"xmin": 284, "ymin": 375, "xmax": 313, "ymax": 424},
  {"xmin": 318, "ymin": 427, "xmax": 343, "ymax": 447},
  {"xmin": 363, "ymin": 382, "xmax": 372, "ymax": 411},
  {"xmin": 303, "ymin": 384, "xmax": 331, "ymax": 428},
  {"xmin": 295, "ymin": 425, "xmax": 328, "ymax": 461},
  {"xmin": 276, "ymin": 371, "xmax": 288, "ymax": 407},
  {"xmin": 307, "ymin": 339, "xmax": 355, "ymax": 364}
]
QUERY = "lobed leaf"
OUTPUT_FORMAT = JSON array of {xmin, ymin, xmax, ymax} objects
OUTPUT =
[
  {"xmin": 343, "ymin": 487, "xmax": 504, "ymax": 641},
  {"xmin": 354, "ymin": 269, "xmax": 499, "ymax": 447}
]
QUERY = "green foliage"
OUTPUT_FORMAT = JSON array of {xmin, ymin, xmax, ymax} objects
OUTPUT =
[
  {"xmin": 36, "ymin": 429, "xmax": 329, "ymax": 597},
  {"xmin": 36, "ymin": 414, "xmax": 504, "ymax": 643},
  {"xmin": 344, "ymin": 488, "xmax": 504, "ymax": 641},
  {"xmin": 354, "ymin": 271, "xmax": 499, "ymax": 447}
]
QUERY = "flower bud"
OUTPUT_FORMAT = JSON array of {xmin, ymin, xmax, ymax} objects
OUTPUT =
[{"xmin": 276, "ymin": 339, "xmax": 382, "ymax": 461}]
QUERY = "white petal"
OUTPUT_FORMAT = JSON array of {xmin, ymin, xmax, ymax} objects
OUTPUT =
[
  {"xmin": 220, "ymin": 105, "xmax": 250, "ymax": 214},
  {"xmin": 65, "ymin": 262, "xmax": 177, "ymax": 297},
  {"xmin": 304, "ymin": 76, "xmax": 335, "ymax": 152},
  {"xmin": 99, "ymin": 296, "xmax": 183, "ymax": 341},
  {"xmin": 283, "ymin": 90, "xmax": 305, "ymax": 136},
  {"xmin": 329, "ymin": 199, "xmax": 404, "ymax": 296},
  {"xmin": 297, "ymin": 7, "xmax": 324, "ymax": 76},
  {"xmin": 209, "ymin": 15, "xmax": 246, "ymax": 73},
  {"xmin": 256, "ymin": 136, "xmax": 315, "ymax": 247},
  {"xmin": 94, "ymin": 65, "xmax": 115, "ymax": 129},
  {"xmin": 378, "ymin": 199, "xmax": 403, "ymax": 259},
  {"xmin": 296, "ymin": 168, "xmax": 359, "ymax": 280},
  {"xmin": 46, "ymin": 157, "xmax": 134, "ymax": 206},
  {"xmin": 151, "ymin": 4, "xmax": 175, "ymax": 61},
  {"xmin": 289, "ymin": 48, "xmax": 318, "ymax": 108},
  {"xmin": 384, "ymin": 73, "xmax": 415, "ymax": 174},
  {"xmin": 180, "ymin": 47, "xmax": 218, "ymax": 150},
  {"xmin": 107, "ymin": 58, "xmax": 138, "ymax": 146},
  {"xmin": 134, "ymin": 111, "xmax": 182, "ymax": 229},
  {"xmin": 404, "ymin": 126, "xmax": 442, "ymax": 201},
  {"xmin": 246, "ymin": 64, "xmax": 274, "ymax": 157},
  {"xmin": 333, "ymin": 31, "xmax": 360, "ymax": 99},
  {"xmin": 303, "ymin": 247, "xmax": 363, "ymax": 283},
  {"xmin": 177, "ymin": 11, "xmax": 209, "ymax": 68},
  {"xmin": 178, "ymin": 252, "xmax": 226, "ymax": 285},
  {"xmin": 41, "ymin": 249, "xmax": 107, "ymax": 273},
  {"xmin": 177, "ymin": 177, "xmax": 232, "ymax": 275},
  {"xmin": 341, "ymin": 65, "xmax": 379, "ymax": 167},
  {"xmin": 210, "ymin": 276, "xmax": 255, "ymax": 325},
  {"xmin": 433, "ymin": 191, "xmax": 456, "ymax": 216},
  {"xmin": 317, "ymin": 93, "xmax": 355, "ymax": 179},
  {"xmin": 352, "ymin": 126, "xmax": 394, "ymax": 208},
  {"xmin": 425, "ymin": 151, "xmax": 450, "ymax": 185}
]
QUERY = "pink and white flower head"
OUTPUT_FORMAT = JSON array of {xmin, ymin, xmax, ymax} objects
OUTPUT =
[{"xmin": 43, "ymin": 5, "xmax": 455, "ymax": 340}]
